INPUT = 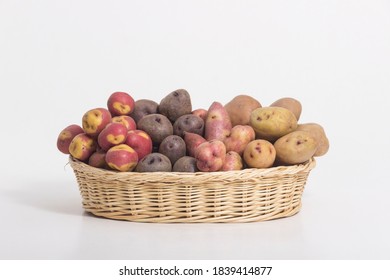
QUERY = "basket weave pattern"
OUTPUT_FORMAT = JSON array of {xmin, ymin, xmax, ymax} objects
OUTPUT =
[{"xmin": 69, "ymin": 156, "xmax": 316, "ymax": 223}]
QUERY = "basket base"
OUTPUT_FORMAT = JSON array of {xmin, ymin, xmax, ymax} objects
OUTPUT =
[{"xmin": 80, "ymin": 201, "xmax": 303, "ymax": 223}]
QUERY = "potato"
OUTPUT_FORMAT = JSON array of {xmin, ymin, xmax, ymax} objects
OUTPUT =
[
  {"xmin": 172, "ymin": 156, "xmax": 199, "ymax": 172},
  {"xmin": 57, "ymin": 124, "xmax": 84, "ymax": 154},
  {"xmin": 137, "ymin": 114, "xmax": 173, "ymax": 145},
  {"xmin": 173, "ymin": 114, "xmax": 204, "ymax": 138},
  {"xmin": 105, "ymin": 144, "xmax": 138, "ymax": 172},
  {"xmin": 159, "ymin": 89, "xmax": 192, "ymax": 122},
  {"xmin": 224, "ymin": 95, "xmax": 262, "ymax": 126},
  {"xmin": 183, "ymin": 132, "xmax": 206, "ymax": 157},
  {"xmin": 135, "ymin": 153, "xmax": 172, "ymax": 172},
  {"xmin": 195, "ymin": 140, "xmax": 226, "ymax": 172},
  {"xmin": 223, "ymin": 125, "xmax": 255, "ymax": 156},
  {"xmin": 250, "ymin": 107, "xmax": 297, "ymax": 142},
  {"xmin": 158, "ymin": 135, "xmax": 186, "ymax": 165},
  {"xmin": 204, "ymin": 101, "xmax": 232, "ymax": 141},
  {"xmin": 222, "ymin": 151, "xmax": 243, "ymax": 171},
  {"xmin": 270, "ymin": 97, "xmax": 302, "ymax": 121},
  {"xmin": 69, "ymin": 133, "xmax": 97, "ymax": 161},
  {"xmin": 130, "ymin": 99, "xmax": 159, "ymax": 124},
  {"xmin": 243, "ymin": 139, "xmax": 276, "ymax": 168},
  {"xmin": 295, "ymin": 123, "xmax": 329, "ymax": 157},
  {"xmin": 274, "ymin": 131, "xmax": 318, "ymax": 165}
]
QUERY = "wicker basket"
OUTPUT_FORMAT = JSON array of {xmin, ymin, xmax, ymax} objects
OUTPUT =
[{"xmin": 69, "ymin": 156, "xmax": 316, "ymax": 223}]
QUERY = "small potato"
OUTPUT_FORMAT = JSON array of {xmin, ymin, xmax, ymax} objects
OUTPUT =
[
  {"xmin": 88, "ymin": 150, "xmax": 108, "ymax": 169},
  {"xmin": 224, "ymin": 125, "xmax": 255, "ymax": 156},
  {"xmin": 183, "ymin": 132, "xmax": 206, "ymax": 157},
  {"xmin": 195, "ymin": 140, "xmax": 226, "ymax": 172},
  {"xmin": 158, "ymin": 135, "xmax": 186, "ymax": 165},
  {"xmin": 270, "ymin": 97, "xmax": 302, "ymax": 121},
  {"xmin": 57, "ymin": 124, "xmax": 84, "ymax": 154},
  {"xmin": 295, "ymin": 123, "xmax": 329, "ymax": 157},
  {"xmin": 274, "ymin": 131, "xmax": 318, "ymax": 165},
  {"xmin": 130, "ymin": 99, "xmax": 159, "ymax": 124},
  {"xmin": 173, "ymin": 114, "xmax": 204, "ymax": 138},
  {"xmin": 222, "ymin": 151, "xmax": 243, "ymax": 171},
  {"xmin": 172, "ymin": 156, "xmax": 199, "ymax": 172},
  {"xmin": 135, "ymin": 153, "xmax": 172, "ymax": 172},
  {"xmin": 106, "ymin": 144, "xmax": 138, "ymax": 172},
  {"xmin": 69, "ymin": 133, "xmax": 97, "ymax": 161},
  {"xmin": 137, "ymin": 114, "xmax": 173, "ymax": 145},
  {"xmin": 243, "ymin": 139, "xmax": 276, "ymax": 168},
  {"xmin": 250, "ymin": 107, "xmax": 297, "ymax": 142}
]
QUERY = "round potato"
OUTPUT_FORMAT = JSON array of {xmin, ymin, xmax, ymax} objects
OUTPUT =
[
  {"xmin": 135, "ymin": 153, "xmax": 172, "ymax": 172},
  {"xmin": 243, "ymin": 139, "xmax": 276, "ymax": 168}
]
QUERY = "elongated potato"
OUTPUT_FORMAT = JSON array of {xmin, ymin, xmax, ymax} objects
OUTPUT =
[
  {"xmin": 295, "ymin": 123, "xmax": 329, "ymax": 157},
  {"xmin": 250, "ymin": 107, "xmax": 297, "ymax": 142},
  {"xmin": 274, "ymin": 131, "xmax": 318, "ymax": 165}
]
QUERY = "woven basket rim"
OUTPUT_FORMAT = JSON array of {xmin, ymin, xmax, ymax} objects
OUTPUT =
[{"xmin": 69, "ymin": 155, "xmax": 316, "ymax": 180}]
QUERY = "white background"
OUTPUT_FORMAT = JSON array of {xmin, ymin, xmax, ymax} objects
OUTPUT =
[{"xmin": 1, "ymin": 0, "xmax": 390, "ymax": 260}]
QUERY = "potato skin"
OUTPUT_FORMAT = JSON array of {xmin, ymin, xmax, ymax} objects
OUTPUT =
[
  {"xmin": 250, "ymin": 107, "xmax": 297, "ymax": 142},
  {"xmin": 270, "ymin": 97, "xmax": 302, "ymax": 121},
  {"xmin": 274, "ymin": 131, "xmax": 318, "ymax": 165},
  {"xmin": 295, "ymin": 123, "xmax": 329, "ymax": 157},
  {"xmin": 243, "ymin": 139, "xmax": 276, "ymax": 168},
  {"xmin": 224, "ymin": 95, "xmax": 262, "ymax": 126},
  {"xmin": 172, "ymin": 156, "xmax": 199, "ymax": 172},
  {"xmin": 135, "ymin": 153, "xmax": 172, "ymax": 172}
]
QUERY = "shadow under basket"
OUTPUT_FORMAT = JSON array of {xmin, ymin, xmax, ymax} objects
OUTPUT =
[{"xmin": 69, "ymin": 156, "xmax": 316, "ymax": 223}]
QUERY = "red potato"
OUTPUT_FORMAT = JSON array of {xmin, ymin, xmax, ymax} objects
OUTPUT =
[
  {"xmin": 111, "ymin": 115, "xmax": 136, "ymax": 131},
  {"xmin": 105, "ymin": 144, "xmax": 138, "ymax": 172},
  {"xmin": 224, "ymin": 125, "xmax": 255, "ymax": 156},
  {"xmin": 88, "ymin": 150, "xmax": 108, "ymax": 169},
  {"xmin": 125, "ymin": 130, "xmax": 153, "ymax": 161},
  {"xmin": 82, "ymin": 108, "xmax": 112, "ymax": 137},
  {"xmin": 107, "ymin": 91, "xmax": 135, "ymax": 116},
  {"xmin": 204, "ymin": 102, "xmax": 232, "ymax": 141},
  {"xmin": 69, "ymin": 133, "xmax": 97, "ymax": 161},
  {"xmin": 56, "ymin": 124, "xmax": 84, "ymax": 154},
  {"xmin": 183, "ymin": 132, "xmax": 206, "ymax": 157},
  {"xmin": 192, "ymin": 108, "xmax": 208, "ymax": 122},
  {"xmin": 221, "ymin": 151, "xmax": 243, "ymax": 171},
  {"xmin": 97, "ymin": 123, "xmax": 128, "ymax": 151},
  {"xmin": 195, "ymin": 140, "xmax": 226, "ymax": 172}
]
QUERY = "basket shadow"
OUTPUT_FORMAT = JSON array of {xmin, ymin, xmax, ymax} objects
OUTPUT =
[{"xmin": 1, "ymin": 179, "xmax": 83, "ymax": 217}]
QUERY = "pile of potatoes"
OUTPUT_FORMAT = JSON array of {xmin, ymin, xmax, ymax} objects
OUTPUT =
[{"xmin": 57, "ymin": 89, "xmax": 329, "ymax": 172}]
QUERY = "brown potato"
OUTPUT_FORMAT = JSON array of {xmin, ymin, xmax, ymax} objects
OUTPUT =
[
  {"xmin": 295, "ymin": 123, "xmax": 329, "ymax": 157},
  {"xmin": 274, "ymin": 131, "xmax": 317, "ymax": 165},
  {"xmin": 224, "ymin": 95, "xmax": 262, "ymax": 126},
  {"xmin": 270, "ymin": 97, "xmax": 302, "ymax": 121}
]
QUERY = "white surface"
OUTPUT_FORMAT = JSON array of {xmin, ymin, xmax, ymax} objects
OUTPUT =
[{"xmin": 1, "ymin": 0, "xmax": 390, "ymax": 259}]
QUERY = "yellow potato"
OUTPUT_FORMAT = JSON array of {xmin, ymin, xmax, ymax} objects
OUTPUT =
[
  {"xmin": 243, "ymin": 139, "xmax": 276, "ymax": 168},
  {"xmin": 250, "ymin": 107, "xmax": 297, "ymax": 142},
  {"xmin": 274, "ymin": 131, "xmax": 318, "ymax": 165},
  {"xmin": 295, "ymin": 123, "xmax": 329, "ymax": 157}
]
